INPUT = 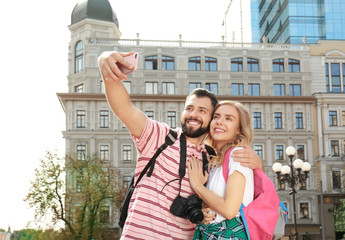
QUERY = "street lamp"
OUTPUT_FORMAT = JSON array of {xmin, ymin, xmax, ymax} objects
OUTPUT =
[{"xmin": 272, "ymin": 146, "xmax": 311, "ymax": 240}]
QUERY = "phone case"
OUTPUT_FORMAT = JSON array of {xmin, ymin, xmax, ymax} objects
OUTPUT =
[{"xmin": 117, "ymin": 52, "xmax": 139, "ymax": 75}]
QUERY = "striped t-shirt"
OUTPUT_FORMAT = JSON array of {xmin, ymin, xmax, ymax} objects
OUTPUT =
[{"xmin": 120, "ymin": 117, "xmax": 210, "ymax": 240}]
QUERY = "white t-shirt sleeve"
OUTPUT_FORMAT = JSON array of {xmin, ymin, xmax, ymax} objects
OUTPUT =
[{"xmin": 227, "ymin": 147, "xmax": 254, "ymax": 207}]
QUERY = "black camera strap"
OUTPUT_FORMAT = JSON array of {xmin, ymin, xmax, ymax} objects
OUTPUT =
[{"xmin": 176, "ymin": 134, "xmax": 210, "ymax": 195}]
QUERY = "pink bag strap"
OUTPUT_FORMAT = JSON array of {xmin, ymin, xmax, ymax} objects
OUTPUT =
[{"xmin": 222, "ymin": 148, "xmax": 234, "ymax": 182}]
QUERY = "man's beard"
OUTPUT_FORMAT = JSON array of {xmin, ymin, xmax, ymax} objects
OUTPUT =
[{"xmin": 181, "ymin": 119, "xmax": 209, "ymax": 138}]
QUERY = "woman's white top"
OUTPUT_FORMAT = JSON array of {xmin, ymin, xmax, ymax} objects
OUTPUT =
[{"xmin": 206, "ymin": 147, "xmax": 254, "ymax": 223}]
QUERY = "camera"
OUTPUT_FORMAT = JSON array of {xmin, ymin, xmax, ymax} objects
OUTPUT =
[{"xmin": 170, "ymin": 195, "xmax": 204, "ymax": 224}]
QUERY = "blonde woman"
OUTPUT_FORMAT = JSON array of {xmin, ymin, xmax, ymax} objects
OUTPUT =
[{"xmin": 188, "ymin": 100, "xmax": 254, "ymax": 239}]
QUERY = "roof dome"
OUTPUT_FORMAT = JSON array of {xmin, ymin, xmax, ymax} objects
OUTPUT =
[{"xmin": 71, "ymin": 0, "xmax": 119, "ymax": 27}]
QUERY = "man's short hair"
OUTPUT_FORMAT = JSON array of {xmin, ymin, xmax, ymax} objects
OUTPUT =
[{"xmin": 187, "ymin": 88, "xmax": 218, "ymax": 109}]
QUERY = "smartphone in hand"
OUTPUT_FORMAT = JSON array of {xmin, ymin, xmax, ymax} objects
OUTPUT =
[{"xmin": 117, "ymin": 52, "xmax": 139, "ymax": 75}]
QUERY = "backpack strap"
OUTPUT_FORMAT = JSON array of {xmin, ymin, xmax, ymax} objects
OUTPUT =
[
  {"xmin": 222, "ymin": 148, "xmax": 234, "ymax": 183},
  {"xmin": 239, "ymin": 203, "xmax": 251, "ymax": 240},
  {"xmin": 135, "ymin": 129, "xmax": 178, "ymax": 186}
]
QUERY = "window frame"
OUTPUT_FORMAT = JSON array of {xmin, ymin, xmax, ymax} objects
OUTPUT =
[
  {"xmin": 145, "ymin": 55, "xmax": 158, "ymax": 70},
  {"xmin": 162, "ymin": 56, "xmax": 175, "ymax": 70},
  {"xmin": 205, "ymin": 57, "xmax": 217, "ymax": 71},
  {"xmin": 77, "ymin": 110, "xmax": 86, "ymax": 128},
  {"xmin": 75, "ymin": 41, "xmax": 84, "ymax": 73},
  {"xmin": 231, "ymin": 57, "xmax": 243, "ymax": 72},
  {"xmin": 247, "ymin": 58, "xmax": 259, "ymax": 72},
  {"xmin": 273, "ymin": 58, "xmax": 284, "ymax": 72},
  {"xmin": 189, "ymin": 57, "xmax": 201, "ymax": 71}
]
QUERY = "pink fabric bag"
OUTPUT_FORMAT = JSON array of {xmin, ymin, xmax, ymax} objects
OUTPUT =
[{"xmin": 222, "ymin": 149, "xmax": 280, "ymax": 240}]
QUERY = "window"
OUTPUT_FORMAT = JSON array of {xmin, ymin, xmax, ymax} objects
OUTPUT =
[
  {"xmin": 122, "ymin": 145, "xmax": 132, "ymax": 161},
  {"xmin": 189, "ymin": 82, "xmax": 201, "ymax": 93},
  {"xmin": 77, "ymin": 145, "xmax": 86, "ymax": 160},
  {"xmin": 123, "ymin": 176, "xmax": 132, "ymax": 189},
  {"xmin": 299, "ymin": 178, "xmax": 306, "ymax": 190},
  {"xmin": 331, "ymin": 63, "xmax": 341, "ymax": 92},
  {"xmin": 278, "ymin": 179, "xmax": 285, "ymax": 190},
  {"xmin": 145, "ymin": 111, "xmax": 154, "ymax": 119},
  {"xmin": 290, "ymin": 84, "xmax": 301, "ymax": 96},
  {"xmin": 248, "ymin": 83, "xmax": 260, "ymax": 96},
  {"xmin": 332, "ymin": 170, "xmax": 341, "ymax": 189},
  {"xmin": 331, "ymin": 140, "xmax": 339, "ymax": 157},
  {"xmin": 297, "ymin": 145, "xmax": 305, "ymax": 160},
  {"xmin": 253, "ymin": 112, "xmax": 262, "ymax": 129},
  {"xmin": 163, "ymin": 82, "xmax": 175, "ymax": 94},
  {"xmin": 273, "ymin": 58, "xmax": 284, "ymax": 72},
  {"xmin": 99, "ymin": 206, "xmax": 110, "ymax": 223},
  {"xmin": 100, "ymin": 80, "xmax": 104, "ymax": 93},
  {"xmin": 326, "ymin": 63, "xmax": 330, "ymax": 92},
  {"xmin": 189, "ymin": 57, "xmax": 201, "ymax": 71},
  {"xmin": 342, "ymin": 111, "xmax": 345, "ymax": 126},
  {"xmin": 162, "ymin": 56, "xmax": 174, "ymax": 70},
  {"xmin": 206, "ymin": 83, "xmax": 218, "ymax": 95},
  {"xmin": 247, "ymin": 58, "xmax": 259, "ymax": 72},
  {"xmin": 343, "ymin": 64, "xmax": 345, "ymax": 92},
  {"xmin": 232, "ymin": 83, "xmax": 244, "ymax": 96},
  {"xmin": 75, "ymin": 41, "xmax": 83, "ymax": 73},
  {"xmin": 295, "ymin": 112, "xmax": 303, "ymax": 129},
  {"xmin": 276, "ymin": 145, "xmax": 284, "ymax": 160},
  {"xmin": 77, "ymin": 110, "xmax": 86, "ymax": 128},
  {"xmin": 75, "ymin": 84, "xmax": 84, "ymax": 93},
  {"xmin": 205, "ymin": 57, "xmax": 217, "ymax": 71},
  {"xmin": 100, "ymin": 145, "xmax": 109, "ymax": 161},
  {"xmin": 100, "ymin": 110, "xmax": 109, "ymax": 128},
  {"xmin": 76, "ymin": 175, "xmax": 84, "ymax": 192},
  {"xmin": 329, "ymin": 111, "xmax": 337, "ymax": 126},
  {"xmin": 288, "ymin": 59, "xmax": 300, "ymax": 72},
  {"xmin": 275, "ymin": 112, "xmax": 282, "ymax": 129},
  {"xmin": 145, "ymin": 56, "xmax": 158, "ymax": 70},
  {"xmin": 123, "ymin": 81, "xmax": 131, "ymax": 94},
  {"xmin": 299, "ymin": 202, "xmax": 309, "ymax": 219},
  {"xmin": 254, "ymin": 145, "xmax": 263, "ymax": 159},
  {"xmin": 167, "ymin": 111, "xmax": 176, "ymax": 128},
  {"xmin": 274, "ymin": 84, "xmax": 285, "ymax": 96},
  {"xmin": 231, "ymin": 58, "xmax": 243, "ymax": 72},
  {"xmin": 145, "ymin": 82, "xmax": 158, "ymax": 94}
]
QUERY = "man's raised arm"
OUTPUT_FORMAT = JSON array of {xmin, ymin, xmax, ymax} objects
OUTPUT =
[{"xmin": 98, "ymin": 51, "xmax": 146, "ymax": 138}]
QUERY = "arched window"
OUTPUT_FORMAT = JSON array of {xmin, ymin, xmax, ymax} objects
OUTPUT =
[
  {"xmin": 205, "ymin": 57, "xmax": 217, "ymax": 71},
  {"xmin": 145, "ymin": 55, "xmax": 158, "ymax": 70},
  {"xmin": 247, "ymin": 58, "xmax": 259, "ymax": 72},
  {"xmin": 288, "ymin": 59, "xmax": 300, "ymax": 72},
  {"xmin": 75, "ymin": 41, "xmax": 84, "ymax": 73},
  {"xmin": 231, "ymin": 58, "xmax": 243, "ymax": 72},
  {"xmin": 189, "ymin": 57, "xmax": 201, "ymax": 71},
  {"xmin": 273, "ymin": 58, "xmax": 284, "ymax": 72},
  {"xmin": 162, "ymin": 56, "xmax": 174, "ymax": 70}
]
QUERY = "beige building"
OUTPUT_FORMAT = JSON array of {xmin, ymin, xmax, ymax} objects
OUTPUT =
[
  {"xmin": 58, "ymin": 0, "xmax": 345, "ymax": 239},
  {"xmin": 0, "ymin": 232, "xmax": 11, "ymax": 240}
]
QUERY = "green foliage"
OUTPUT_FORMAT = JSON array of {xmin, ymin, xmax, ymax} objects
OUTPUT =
[
  {"xmin": 25, "ymin": 150, "xmax": 123, "ymax": 240},
  {"xmin": 11, "ymin": 229, "xmax": 61, "ymax": 240}
]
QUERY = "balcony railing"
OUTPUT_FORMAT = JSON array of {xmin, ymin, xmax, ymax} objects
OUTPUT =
[{"xmin": 86, "ymin": 37, "xmax": 309, "ymax": 51}]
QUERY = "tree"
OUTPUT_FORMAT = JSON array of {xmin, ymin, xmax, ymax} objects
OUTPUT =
[{"xmin": 25, "ymin": 150, "xmax": 123, "ymax": 240}]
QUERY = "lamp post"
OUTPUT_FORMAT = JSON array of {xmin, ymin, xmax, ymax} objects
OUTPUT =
[{"xmin": 272, "ymin": 146, "xmax": 311, "ymax": 240}]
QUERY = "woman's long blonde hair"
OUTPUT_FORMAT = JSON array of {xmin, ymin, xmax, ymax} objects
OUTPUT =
[{"xmin": 206, "ymin": 100, "xmax": 253, "ymax": 167}]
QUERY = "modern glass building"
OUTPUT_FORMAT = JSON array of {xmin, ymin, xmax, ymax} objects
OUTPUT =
[
  {"xmin": 251, "ymin": 0, "xmax": 260, "ymax": 43},
  {"xmin": 258, "ymin": 0, "xmax": 345, "ymax": 44}
]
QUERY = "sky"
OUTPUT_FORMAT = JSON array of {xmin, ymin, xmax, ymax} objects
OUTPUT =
[{"xmin": 0, "ymin": 0, "xmax": 231, "ymax": 231}]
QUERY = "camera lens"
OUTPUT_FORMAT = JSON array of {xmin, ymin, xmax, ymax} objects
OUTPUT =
[
  {"xmin": 184, "ymin": 195, "xmax": 204, "ymax": 224},
  {"xmin": 186, "ymin": 208, "xmax": 204, "ymax": 224}
]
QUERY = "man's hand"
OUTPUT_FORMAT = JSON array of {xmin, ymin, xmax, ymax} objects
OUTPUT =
[
  {"xmin": 232, "ymin": 145, "xmax": 264, "ymax": 171},
  {"xmin": 98, "ymin": 51, "xmax": 134, "ymax": 82}
]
